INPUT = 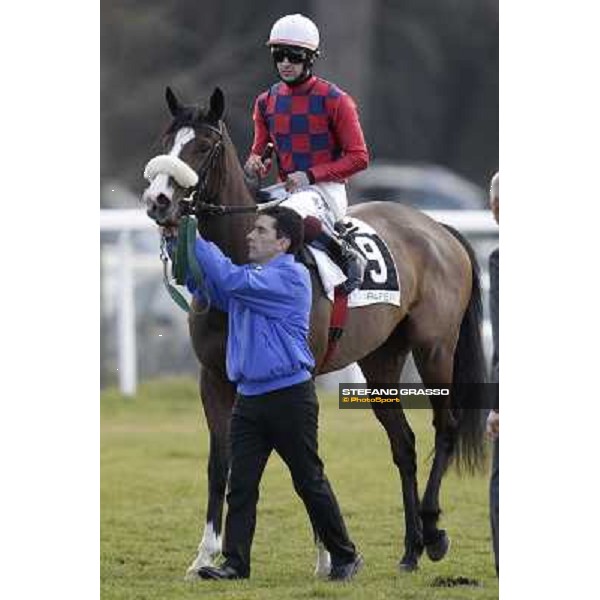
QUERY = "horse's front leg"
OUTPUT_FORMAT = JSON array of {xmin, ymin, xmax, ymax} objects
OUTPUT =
[
  {"xmin": 185, "ymin": 366, "xmax": 235, "ymax": 579},
  {"xmin": 378, "ymin": 408, "xmax": 424, "ymax": 571}
]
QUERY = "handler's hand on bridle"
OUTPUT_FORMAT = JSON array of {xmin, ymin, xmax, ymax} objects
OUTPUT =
[{"xmin": 160, "ymin": 225, "xmax": 178, "ymax": 238}]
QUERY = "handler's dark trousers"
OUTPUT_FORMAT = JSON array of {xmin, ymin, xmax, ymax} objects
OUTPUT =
[
  {"xmin": 490, "ymin": 439, "xmax": 499, "ymax": 574},
  {"xmin": 222, "ymin": 379, "xmax": 356, "ymax": 577}
]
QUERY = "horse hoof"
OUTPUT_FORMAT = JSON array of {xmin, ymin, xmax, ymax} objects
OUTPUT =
[
  {"xmin": 314, "ymin": 542, "xmax": 331, "ymax": 578},
  {"xmin": 398, "ymin": 559, "xmax": 419, "ymax": 572},
  {"xmin": 398, "ymin": 552, "xmax": 420, "ymax": 572},
  {"xmin": 184, "ymin": 552, "xmax": 218, "ymax": 581},
  {"xmin": 425, "ymin": 530, "xmax": 450, "ymax": 562},
  {"xmin": 183, "ymin": 569, "xmax": 202, "ymax": 582},
  {"xmin": 314, "ymin": 558, "xmax": 331, "ymax": 578}
]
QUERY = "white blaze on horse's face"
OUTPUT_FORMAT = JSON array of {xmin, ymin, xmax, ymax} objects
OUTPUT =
[
  {"xmin": 148, "ymin": 127, "xmax": 195, "ymax": 199},
  {"xmin": 143, "ymin": 127, "xmax": 196, "ymax": 221}
]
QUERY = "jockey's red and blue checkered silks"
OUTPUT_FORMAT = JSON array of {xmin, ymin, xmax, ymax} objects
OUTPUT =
[{"xmin": 251, "ymin": 76, "xmax": 368, "ymax": 183}]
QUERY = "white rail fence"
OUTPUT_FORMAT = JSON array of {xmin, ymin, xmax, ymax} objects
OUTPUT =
[{"xmin": 100, "ymin": 208, "xmax": 498, "ymax": 396}]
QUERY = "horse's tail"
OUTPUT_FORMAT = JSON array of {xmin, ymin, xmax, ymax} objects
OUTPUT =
[{"xmin": 443, "ymin": 224, "xmax": 487, "ymax": 473}]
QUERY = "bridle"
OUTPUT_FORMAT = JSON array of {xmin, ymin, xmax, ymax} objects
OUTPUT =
[
  {"xmin": 150, "ymin": 116, "xmax": 285, "ymax": 314},
  {"xmin": 172, "ymin": 120, "xmax": 275, "ymax": 220},
  {"xmin": 176, "ymin": 121, "xmax": 226, "ymax": 218},
  {"xmin": 156, "ymin": 119, "xmax": 261, "ymax": 315}
]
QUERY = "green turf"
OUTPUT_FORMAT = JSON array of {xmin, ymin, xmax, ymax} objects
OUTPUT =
[{"xmin": 101, "ymin": 377, "xmax": 499, "ymax": 599}]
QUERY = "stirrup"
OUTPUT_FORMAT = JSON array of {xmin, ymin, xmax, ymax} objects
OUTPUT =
[{"xmin": 334, "ymin": 220, "xmax": 350, "ymax": 237}]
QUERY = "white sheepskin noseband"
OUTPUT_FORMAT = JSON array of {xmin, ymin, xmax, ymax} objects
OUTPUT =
[{"xmin": 143, "ymin": 155, "xmax": 199, "ymax": 189}]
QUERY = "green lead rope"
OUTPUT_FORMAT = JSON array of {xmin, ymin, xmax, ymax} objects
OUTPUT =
[
  {"xmin": 162, "ymin": 260, "xmax": 191, "ymax": 313},
  {"xmin": 173, "ymin": 217, "xmax": 188, "ymax": 285},
  {"xmin": 184, "ymin": 216, "xmax": 206, "ymax": 292},
  {"xmin": 162, "ymin": 215, "xmax": 210, "ymax": 314}
]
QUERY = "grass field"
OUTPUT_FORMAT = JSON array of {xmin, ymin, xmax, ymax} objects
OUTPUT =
[{"xmin": 101, "ymin": 377, "xmax": 499, "ymax": 599}]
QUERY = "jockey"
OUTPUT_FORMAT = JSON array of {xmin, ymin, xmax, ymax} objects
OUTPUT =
[{"xmin": 244, "ymin": 13, "xmax": 370, "ymax": 295}]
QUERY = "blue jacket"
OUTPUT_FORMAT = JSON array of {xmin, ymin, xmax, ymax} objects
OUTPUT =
[{"xmin": 183, "ymin": 236, "xmax": 315, "ymax": 395}]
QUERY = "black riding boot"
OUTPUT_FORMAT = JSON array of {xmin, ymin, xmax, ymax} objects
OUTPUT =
[{"xmin": 311, "ymin": 231, "xmax": 366, "ymax": 295}]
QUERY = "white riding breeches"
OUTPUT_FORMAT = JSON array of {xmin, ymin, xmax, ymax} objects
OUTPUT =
[{"xmin": 280, "ymin": 182, "xmax": 347, "ymax": 233}]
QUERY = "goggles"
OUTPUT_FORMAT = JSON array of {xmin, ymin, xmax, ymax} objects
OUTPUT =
[{"xmin": 271, "ymin": 47, "xmax": 308, "ymax": 64}]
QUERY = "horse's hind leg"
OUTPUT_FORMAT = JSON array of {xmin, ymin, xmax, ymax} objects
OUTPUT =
[
  {"xmin": 370, "ymin": 398, "xmax": 424, "ymax": 571},
  {"xmin": 412, "ymin": 338, "xmax": 457, "ymax": 563},
  {"xmin": 185, "ymin": 366, "xmax": 235, "ymax": 579},
  {"xmin": 357, "ymin": 326, "xmax": 424, "ymax": 571}
]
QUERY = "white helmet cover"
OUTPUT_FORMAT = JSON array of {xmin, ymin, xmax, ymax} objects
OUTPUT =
[{"xmin": 267, "ymin": 14, "xmax": 320, "ymax": 51}]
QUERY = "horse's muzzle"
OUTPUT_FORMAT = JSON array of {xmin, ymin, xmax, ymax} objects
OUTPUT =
[{"xmin": 145, "ymin": 193, "xmax": 172, "ymax": 224}]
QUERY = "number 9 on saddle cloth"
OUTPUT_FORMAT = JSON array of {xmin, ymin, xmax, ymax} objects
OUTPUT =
[{"xmin": 256, "ymin": 181, "xmax": 366, "ymax": 296}]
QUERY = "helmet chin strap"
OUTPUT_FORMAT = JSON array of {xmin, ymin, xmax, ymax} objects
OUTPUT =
[{"xmin": 281, "ymin": 68, "xmax": 312, "ymax": 86}]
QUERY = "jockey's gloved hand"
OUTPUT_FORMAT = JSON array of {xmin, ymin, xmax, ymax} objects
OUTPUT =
[
  {"xmin": 285, "ymin": 171, "xmax": 310, "ymax": 192},
  {"xmin": 244, "ymin": 153, "xmax": 270, "ymax": 178}
]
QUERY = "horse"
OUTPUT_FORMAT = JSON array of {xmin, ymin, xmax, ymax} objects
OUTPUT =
[{"xmin": 142, "ymin": 86, "xmax": 487, "ymax": 577}]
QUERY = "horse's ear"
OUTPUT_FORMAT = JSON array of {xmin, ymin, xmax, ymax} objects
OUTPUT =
[
  {"xmin": 165, "ymin": 86, "xmax": 181, "ymax": 116},
  {"xmin": 207, "ymin": 87, "xmax": 225, "ymax": 122}
]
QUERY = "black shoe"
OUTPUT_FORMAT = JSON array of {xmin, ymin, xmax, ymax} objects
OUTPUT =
[
  {"xmin": 340, "ymin": 249, "xmax": 367, "ymax": 295},
  {"xmin": 196, "ymin": 564, "xmax": 248, "ymax": 580},
  {"xmin": 311, "ymin": 230, "xmax": 366, "ymax": 295},
  {"xmin": 328, "ymin": 553, "xmax": 364, "ymax": 582}
]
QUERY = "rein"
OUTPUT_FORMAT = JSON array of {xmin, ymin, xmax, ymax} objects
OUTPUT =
[
  {"xmin": 187, "ymin": 123, "xmax": 225, "ymax": 208},
  {"xmin": 194, "ymin": 202, "xmax": 277, "ymax": 216},
  {"xmin": 180, "ymin": 122, "xmax": 282, "ymax": 218}
]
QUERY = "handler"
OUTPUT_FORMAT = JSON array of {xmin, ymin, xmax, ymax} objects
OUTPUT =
[{"xmin": 165, "ymin": 206, "xmax": 363, "ymax": 581}]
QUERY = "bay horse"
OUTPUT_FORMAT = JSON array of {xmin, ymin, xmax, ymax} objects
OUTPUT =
[{"xmin": 142, "ymin": 86, "xmax": 487, "ymax": 576}]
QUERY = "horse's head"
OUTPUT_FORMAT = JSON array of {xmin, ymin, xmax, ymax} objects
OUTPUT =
[{"xmin": 143, "ymin": 87, "xmax": 226, "ymax": 225}]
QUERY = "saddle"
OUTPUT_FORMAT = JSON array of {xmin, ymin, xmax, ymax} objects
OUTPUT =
[
  {"xmin": 247, "ymin": 179, "xmax": 366, "ymax": 296},
  {"xmin": 255, "ymin": 182, "xmax": 289, "ymax": 204}
]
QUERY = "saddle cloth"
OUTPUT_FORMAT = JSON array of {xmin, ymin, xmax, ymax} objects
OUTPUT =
[{"xmin": 308, "ymin": 217, "xmax": 401, "ymax": 308}]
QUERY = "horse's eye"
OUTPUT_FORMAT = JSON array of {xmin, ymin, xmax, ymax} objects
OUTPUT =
[{"xmin": 198, "ymin": 142, "xmax": 211, "ymax": 152}]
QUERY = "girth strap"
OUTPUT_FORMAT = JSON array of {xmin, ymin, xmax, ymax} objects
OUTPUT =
[{"xmin": 318, "ymin": 286, "xmax": 350, "ymax": 371}]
